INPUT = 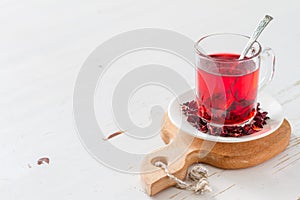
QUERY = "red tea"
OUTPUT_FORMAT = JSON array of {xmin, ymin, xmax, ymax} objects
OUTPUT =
[{"xmin": 196, "ymin": 53, "xmax": 259, "ymax": 125}]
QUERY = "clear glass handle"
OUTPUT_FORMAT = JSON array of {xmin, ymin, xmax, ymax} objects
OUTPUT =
[{"xmin": 259, "ymin": 47, "xmax": 276, "ymax": 90}]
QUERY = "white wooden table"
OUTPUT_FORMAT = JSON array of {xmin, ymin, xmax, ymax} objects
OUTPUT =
[{"xmin": 1, "ymin": 0, "xmax": 300, "ymax": 199}]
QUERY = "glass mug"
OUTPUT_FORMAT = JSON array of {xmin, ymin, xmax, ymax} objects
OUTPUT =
[{"xmin": 194, "ymin": 33, "xmax": 275, "ymax": 126}]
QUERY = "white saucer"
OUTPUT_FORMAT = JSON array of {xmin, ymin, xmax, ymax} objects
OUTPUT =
[{"xmin": 168, "ymin": 89, "xmax": 284, "ymax": 143}]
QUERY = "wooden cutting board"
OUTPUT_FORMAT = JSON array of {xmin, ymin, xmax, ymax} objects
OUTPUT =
[{"xmin": 141, "ymin": 114, "xmax": 291, "ymax": 196}]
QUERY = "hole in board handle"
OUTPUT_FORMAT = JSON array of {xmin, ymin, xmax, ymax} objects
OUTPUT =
[{"xmin": 151, "ymin": 156, "xmax": 168, "ymax": 167}]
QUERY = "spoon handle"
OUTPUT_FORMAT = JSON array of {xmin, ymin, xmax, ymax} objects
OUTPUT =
[{"xmin": 239, "ymin": 15, "xmax": 273, "ymax": 59}]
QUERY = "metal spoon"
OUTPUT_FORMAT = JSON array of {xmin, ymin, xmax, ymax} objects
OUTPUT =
[{"xmin": 239, "ymin": 15, "xmax": 273, "ymax": 59}]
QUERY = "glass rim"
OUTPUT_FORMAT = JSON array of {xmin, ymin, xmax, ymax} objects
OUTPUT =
[{"xmin": 194, "ymin": 33, "xmax": 262, "ymax": 62}]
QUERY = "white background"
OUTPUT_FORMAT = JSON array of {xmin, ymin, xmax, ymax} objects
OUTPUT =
[{"xmin": 1, "ymin": 0, "xmax": 300, "ymax": 199}]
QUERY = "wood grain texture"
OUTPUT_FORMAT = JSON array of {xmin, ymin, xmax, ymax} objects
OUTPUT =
[{"xmin": 141, "ymin": 115, "xmax": 291, "ymax": 196}]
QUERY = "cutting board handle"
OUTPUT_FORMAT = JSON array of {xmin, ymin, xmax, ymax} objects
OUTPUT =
[{"xmin": 140, "ymin": 131, "xmax": 199, "ymax": 196}]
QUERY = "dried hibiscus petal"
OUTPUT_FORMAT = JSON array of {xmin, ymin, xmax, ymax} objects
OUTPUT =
[
  {"xmin": 181, "ymin": 101, "xmax": 269, "ymax": 137},
  {"xmin": 105, "ymin": 130, "xmax": 125, "ymax": 140},
  {"xmin": 37, "ymin": 157, "xmax": 50, "ymax": 165}
]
